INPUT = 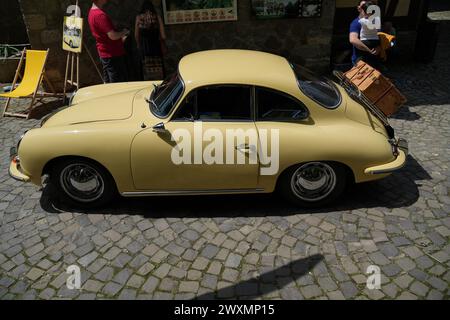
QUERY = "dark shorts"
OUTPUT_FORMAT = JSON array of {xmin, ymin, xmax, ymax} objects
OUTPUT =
[
  {"xmin": 100, "ymin": 56, "xmax": 128, "ymax": 83},
  {"xmin": 355, "ymin": 39, "xmax": 382, "ymax": 68},
  {"xmin": 362, "ymin": 39, "xmax": 381, "ymax": 49}
]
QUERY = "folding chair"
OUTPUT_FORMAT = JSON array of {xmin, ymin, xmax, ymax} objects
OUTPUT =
[{"xmin": 1, "ymin": 49, "xmax": 62, "ymax": 119}]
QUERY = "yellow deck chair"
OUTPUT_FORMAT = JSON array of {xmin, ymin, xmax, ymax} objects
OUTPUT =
[{"xmin": 1, "ymin": 49, "xmax": 62, "ymax": 119}]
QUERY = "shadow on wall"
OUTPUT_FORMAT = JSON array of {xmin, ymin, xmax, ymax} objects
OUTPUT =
[{"xmin": 40, "ymin": 155, "xmax": 430, "ymax": 217}]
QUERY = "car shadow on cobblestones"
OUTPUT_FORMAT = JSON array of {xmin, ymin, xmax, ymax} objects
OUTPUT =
[
  {"xmin": 0, "ymin": 98, "xmax": 64, "ymax": 120},
  {"xmin": 390, "ymin": 105, "xmax": 421, "ymax": 121},
  {"xmin": 194, "ymin": 254, "xmax": 324, "ymax": 299},
  {"xmin": 39, "ymin": 155, "xmax": 430, "ymax": 218}
]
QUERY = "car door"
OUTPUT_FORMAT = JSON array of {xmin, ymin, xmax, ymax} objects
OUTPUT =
[
  {"xmin": 130, "ymin": 85, "xmax": 260, "ymax": 191},
  {"xmin": 254, "ymin": 87, "xmax": 310, "ymax": 176}
]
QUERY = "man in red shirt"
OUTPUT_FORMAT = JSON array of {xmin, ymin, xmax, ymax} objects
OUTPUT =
[{"xmin": 88, "ymin": 0, "xmax": 129, "ymax": 83}]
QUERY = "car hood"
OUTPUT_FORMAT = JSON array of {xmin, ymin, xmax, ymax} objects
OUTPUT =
[{"xmin": 43, "ymin": 82, "xmax": 157, "ymax": 127}]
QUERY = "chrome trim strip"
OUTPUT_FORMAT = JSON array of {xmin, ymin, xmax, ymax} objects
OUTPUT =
[{"xmin": 122, "ymin": 188, "xmax": 265, "ymax": 197}]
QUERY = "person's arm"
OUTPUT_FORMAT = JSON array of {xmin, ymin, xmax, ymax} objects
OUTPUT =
[
  {"xmin": 349, "ymin": 32, "xmax": 377, "ymax": 54},
  {"xmin": 96, "ymin": 13, "xmax": 128, "ymax": 41},
  {"xmin": 107, "ymin": 29, "xmax": 128, "ymax": 41},
  {"xmin": 135, "ymin": 17, "xmax": 141, "ymax": 48}
]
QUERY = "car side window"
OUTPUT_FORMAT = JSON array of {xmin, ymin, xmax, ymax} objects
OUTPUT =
[
  {"xmin": 172, "ymin": 93, "xmax": 196, "ymax": 121},
  {"xmin": 256, "ymin": 87, "xmax": 309, "ymax": 121},
  {"xmin": 196, "ymin": 86, "xmax": 252, "ymax": 121},
  {"xmin": 172, "ymin": 86, "xmax": 252, "ymax": 121}
]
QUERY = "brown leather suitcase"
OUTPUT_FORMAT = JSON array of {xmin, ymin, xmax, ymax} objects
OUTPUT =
[{"xmin": 344, "ymin": 61, "xmax": 407, "ymax": 116}]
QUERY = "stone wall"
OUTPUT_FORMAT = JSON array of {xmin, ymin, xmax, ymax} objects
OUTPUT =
[
  {"xmin": 18, "ymin": 0, "xmax": 336, "ymax": 90},
  {"xmin": 0, "ymin": 0, "xmax": 28, "ymax": 44}
]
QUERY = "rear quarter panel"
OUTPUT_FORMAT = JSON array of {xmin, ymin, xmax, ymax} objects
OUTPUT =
[{"xmin": 256, "ymin": 114, "xmax": 394, "ymax": 191}]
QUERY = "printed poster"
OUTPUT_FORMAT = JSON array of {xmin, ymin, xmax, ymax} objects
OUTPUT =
[
  {"xmin": 252, "ymin": 0, "xmax": 323, "ymax": 19},
  {"xmin": 62, "ymin": 16, "xmax": 83, "ymax": 53},
  {"xmin": 162, "ymin": 0, "xmax": 238, "ymax": 25}
]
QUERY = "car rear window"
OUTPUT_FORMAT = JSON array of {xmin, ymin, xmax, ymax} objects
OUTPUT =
[{"xmin": 291, "ymin": 63, "xmax": 341, "ymax": 109}]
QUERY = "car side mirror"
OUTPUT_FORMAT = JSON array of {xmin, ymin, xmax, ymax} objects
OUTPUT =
[{"xmin": 152, "ymin": 122, "xmax": 168, "ymax": 133}]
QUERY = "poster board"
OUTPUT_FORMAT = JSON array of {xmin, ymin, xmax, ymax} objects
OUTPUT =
[
  {"xmin": 162, "ymin": 0, "xmax": 238, "ymax": 25},
  {"xmin": 252, "ymin": 0, "xmax": 323, "ymax": 19},
  {"xmin": 62, "ymin": 16, "xmax": 83, "ymax": 53}
]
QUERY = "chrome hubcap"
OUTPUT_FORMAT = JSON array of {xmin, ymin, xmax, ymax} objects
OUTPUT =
[
  {"xmin": 291, "ymin": 163, "xmax": 337, "ymax": 202},
  {"xmin": 60, "ymin": 163, "xmax": 104, "ymax": 203}
]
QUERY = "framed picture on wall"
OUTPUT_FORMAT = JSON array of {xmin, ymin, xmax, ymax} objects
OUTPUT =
[
  {"xmin": 299, "ymin": 0, "xmax": 322, "ymax": 17},
  {"xmin": 162, "ymin": 0, "xmax": 238, "ymax": 25},
  {"xmin": 252, "ymin": 0, "xmax": 322, "ymax": 19}
]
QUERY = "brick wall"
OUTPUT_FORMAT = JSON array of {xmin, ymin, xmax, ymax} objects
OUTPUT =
[{"xmin": 18, "ymin": 0, "xmax": 336, "ymax": 90}]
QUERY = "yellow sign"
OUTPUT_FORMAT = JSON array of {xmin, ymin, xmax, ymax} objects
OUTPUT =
[{"xmin": 63, "ymin": 16, "xmax": 83, "ymax": 53}]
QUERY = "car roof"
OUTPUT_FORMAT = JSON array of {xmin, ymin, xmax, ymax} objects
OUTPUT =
[{"xmin": 178, "ymin": 49, "xmax": 298, "ymax": 89}]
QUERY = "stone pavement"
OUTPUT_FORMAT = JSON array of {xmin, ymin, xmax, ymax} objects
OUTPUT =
[{"xmin": 1, "ymin": 36, "xmax": 449, "ymax": 301}]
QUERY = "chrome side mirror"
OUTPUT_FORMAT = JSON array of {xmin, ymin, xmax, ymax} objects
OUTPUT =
[{"xmin": 152, "ymin": 122, "xmax": 168, "ymax": 133}]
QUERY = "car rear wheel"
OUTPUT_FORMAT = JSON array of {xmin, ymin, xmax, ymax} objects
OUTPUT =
[
  {"xmin": 50, "ymin": 158, "xmax": 116, "ymax": 207},
  {"xmin": 279, "ymin": 162, "xmax": 347, "ymax": 208}
]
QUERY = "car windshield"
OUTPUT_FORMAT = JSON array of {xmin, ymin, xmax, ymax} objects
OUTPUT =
[
  {"xmin": 149, "ymin": 73, "xmax": 184, "ymax": 118},
  {"xmin": 291, "ymin": 63, "xmax": 341, "ymax": 109}
]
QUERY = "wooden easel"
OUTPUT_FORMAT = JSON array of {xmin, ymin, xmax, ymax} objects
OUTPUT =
[
  {"xmin": 62, "ymin": 0, "xmax": 103, "ymax": 101},
  {"xmin": 63, "ymin": 51, "xmax": 79, "ymax": 101},
  {"xmin": 63, "ymin": 0, "xmax": 81, "ymax": 102}
]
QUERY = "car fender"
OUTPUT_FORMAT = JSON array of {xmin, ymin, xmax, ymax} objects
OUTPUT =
[
  {"xmin": 256, "ymin": 120, "xmax": 394, "ymax": 191},
  {"xmin": 18, "ymin": 123, "xmax": 138, "ymax": 193}
]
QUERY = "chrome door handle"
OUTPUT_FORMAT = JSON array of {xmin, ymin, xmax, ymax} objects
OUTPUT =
[{"xmin": 235, "ymin": 144, "xmax": 255, "ymax": 153}]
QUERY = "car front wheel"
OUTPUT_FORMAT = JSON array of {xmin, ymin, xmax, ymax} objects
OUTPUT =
[
  {"xmin": 279, "ymin": 162, "xmax": 347, "ymax": 208},
  {"xmin": 50, "ymin": 158, "xmax": 116, "ymax": 207}
]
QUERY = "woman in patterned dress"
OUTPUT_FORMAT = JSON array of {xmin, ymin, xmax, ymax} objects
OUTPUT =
[{"xmin": 135, "ymin": 1, "xmax": 167, "ymax": 80}]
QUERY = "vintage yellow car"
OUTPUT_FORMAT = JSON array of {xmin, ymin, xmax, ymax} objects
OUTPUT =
[
  {"xmin": 63, "ymin": 28, "xmax": 81, "ymax": 49},
  {"xmin": 9, "ymin": 50, "xmax": 408, "ymax": 207}
]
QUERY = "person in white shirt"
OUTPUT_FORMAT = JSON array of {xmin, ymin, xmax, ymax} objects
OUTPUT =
[
  {"xmin": 349, "ymin": 1, "xmax": 381, "ymax": 67},
  {"xmin": 359, "ymin": 15, "xmax": 381, "ymax": 41}
]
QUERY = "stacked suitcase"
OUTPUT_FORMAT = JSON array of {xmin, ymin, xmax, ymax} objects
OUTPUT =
[{"xmin": 344, "ymin": 61, "xmax": 407, "ymax": 116}]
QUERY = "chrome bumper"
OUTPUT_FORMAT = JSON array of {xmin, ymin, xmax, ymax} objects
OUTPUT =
[
  {"xmin": 9, "ymin": 147, "xmax": 30, "ymax": 182},
  {"xmin": 365, "ymin": 138, "xmax": 409, "ymax": 175}
]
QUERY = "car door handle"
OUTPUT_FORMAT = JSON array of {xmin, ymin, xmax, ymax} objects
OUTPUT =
[{"xmin": 235, "ymin": 144, "xmax": 255, "ymax": 153}]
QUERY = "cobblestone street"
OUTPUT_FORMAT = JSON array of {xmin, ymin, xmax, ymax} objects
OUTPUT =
[{"xmin": 1, "ymin": 31, "xmax": 449, "ymax": 300}]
